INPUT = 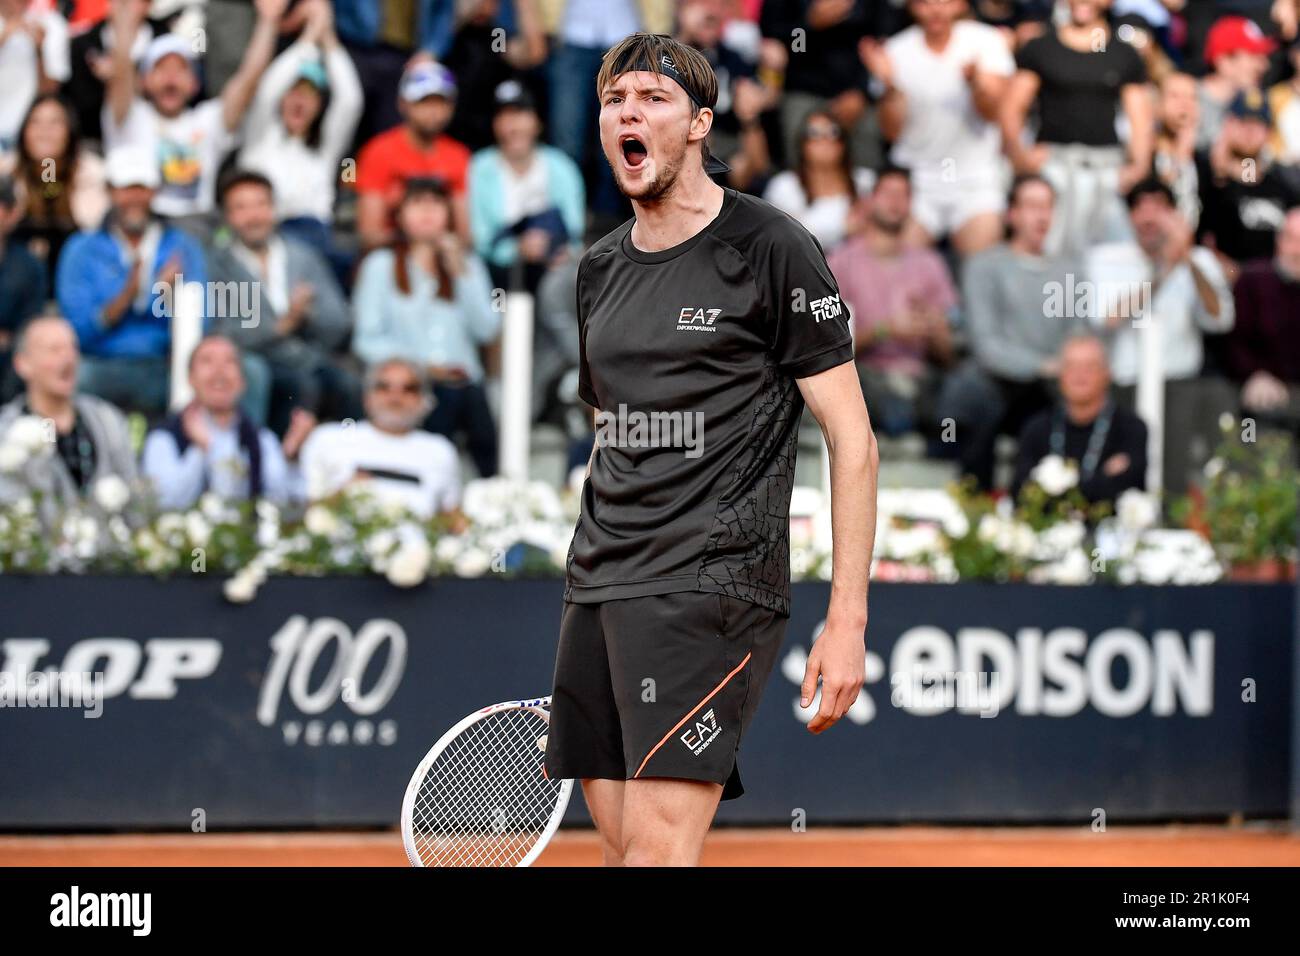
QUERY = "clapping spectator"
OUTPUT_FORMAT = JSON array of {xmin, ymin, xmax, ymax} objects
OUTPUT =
[
  {"xmin": 298, "ymin": 357, "xmax": 461, "ymax": 519},
  {"xmin": 101, "ymin": 0, "xmax": 289, "ymax": 238},
  {"xmin": 56, "ymin": 146, "xmax": 206, "ymax": 416},
  {"xmin": 863, "ymin": 0, "xmax": 1014, "ymax": 257},
  {"xmin": 468, "ymin": 80, "xmax": 584, "ymax": 293},
  {"xmin": 353, "ymin": 177, "xmax": 500, "ymax": 476},
  {"xmin": 354, "ymin": 60, "xmax": 471, "ymax": 249},
  {"xmin": 206, "ymin": 170, "xmax": 357, "ymax": 434},
  {"xmin": 1154, "ymin": 72, "xmax": 1202, "ymax": 232},
  {"xmin": 143, "ymin": 334, "xmax": 307, "ymax": 508},
  {"xmin": 764, "ymin": 109, "xmax": 874, "ymax": 249},
  {"xmin": 0, "ymin": 173, "xmax": 45, "ymax": 400},
  {"xmin": 237, "ymin": 0, "xmax": 363, "ymax": 270}
]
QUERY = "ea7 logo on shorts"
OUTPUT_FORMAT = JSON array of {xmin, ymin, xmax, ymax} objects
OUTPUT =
[
  {"xmin": 677, "ymin": 307, "xmax": 722, "ymax": 333},
  {"xmin": 680, "ymin": 707, "xmax": 721, "ymax": 755},
  {"xmin": 810, "ymin": 293, "xmax": 844, "ymax": 323}
]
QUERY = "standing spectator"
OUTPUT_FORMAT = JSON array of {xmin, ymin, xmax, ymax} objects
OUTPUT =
[
  {"xmin": 468, "ymin": 80, "xmax": 585, "ymax": 293},
  {"xmin": 0, "ymin": 174, "xmax": 45, "ymax": 400},
  {"xmin": 1196, "ymin": 88, "xmax": 1300, "ymax": 272},
  {"xmin": 353, "ymin": 177, "xmax": 500, "ymax": 476},
  {"xmin": 1227, "ymin": 207, "xmax": 1300, "ymax": 428},
  {"xmin": 1000, "ymin": 0, "xmax": 1153, "ymax": 258},
  {"xmin": 5, "ymin": 94, "xmax": 108, "ymax": 298},
  {"xmin": 0, "ymin": 0, "xmax": 71, "ymax": 155},
  {"xmin": 56, "ymin": 146, "xmax": 206, "ymax": 416},
  {"xmin": 237, "ymin": 0, "xmax": 363, "ymax": 266},
  {"xmin": 1154, "ymin": 71, "xmax": 1203, "ymax": 231},
  {"xmin": 143, "ymin": 335, "xmax": 308, "ymax": 508},
  {"xmin": 827, "ymin": 166, "xmax": 956, "ymax": 437},
  {"xmin": 0, "ymin": 314, "xmax": 138, "ymax": 518},
  {"xmin": 862, "ymin": 0, "xmax": 1014, "ymax": 257},
  {"xmin": 65, "ymin": 0, "xmax": 158, "ymax": 143},
  {"xmin": 1196, "ymin": 15, "xmax": 1276, "ymax": 150},
  {"xmin": 763, "ymin": 110, "xmax": 874, "ymax": 249},
  {"xmin": 101, "ymin": 0, "xmax": 289, "ymax": 237},
  {"xmin": 298, "ymin": 357, "xmax": 462, "ymax": 519},
  {"xmin": 206, "ymin": 170, "xmax": 356, "ymax": 434},
  {"xmin": 1012, "ymin": 333, "xmax": 1148, "ymax": 506},
  {"xmin": 1271, "ymin": 37, "xmax": 1300, "ymax": 164},
  {"xmin": 354, "ymin": 60, "xmax": 471, "ymax": 249},
  {"xmin": 760, "ymin": 0, "xmax": 877, "ymax": 169},
  {"xmin": 940, "ymin": 175, "xmax": 1079, "ymax": 491}
]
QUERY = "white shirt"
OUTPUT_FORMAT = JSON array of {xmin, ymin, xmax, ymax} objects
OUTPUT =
[
  {"xmin": 0, "ymin": 7, "xmax": 69, "ymax": 149},
  {"xmin": 104, "ymin": 98, "xmax": 235, "ymax": 218},
  {"xmin": 1085, "ymin": 243, "xmax": 1235, "ymax": 385},
  {"xmin": 500, "ymin": 153, "xmax": 551, "ymax": 225},
  {"xmin": 561, "ymin": 0, "xmax": 639, "ymax": 47},
  {"xmin": 298, "ymin": 421, "xmax": 461, "ymax": 519},
  {"xmin": 764, "ymin": 168, "xmax": 876, "ymax": 251},
  {"xmin": 886, "ymin": 21, "xmax": 1014, "ymax": 180}
]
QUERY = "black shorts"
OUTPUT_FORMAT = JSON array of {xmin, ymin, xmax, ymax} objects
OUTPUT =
[{"xmin": 543, "ymin": 590, "xmax": 787, "ymax": 800}]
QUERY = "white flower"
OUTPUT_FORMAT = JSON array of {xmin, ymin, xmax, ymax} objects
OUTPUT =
[
  {"xmin": 223, "ymin": 570, "xmax": 260, "ymax": 603},
  {"xmin": 1116, "ymin": 489, "xmax": 1158, "ymax": 532},
  {"xmin": 1035, "ymin": 519, "xmax": 1086, "ymax": 560},
  {"xmin": 0, "ymin": 443, "xmax": 28, "ymax": 473},
  {"xmin": 6, "ymin": 415, "xmax": 50, "ymax": 454},
  {"xmin": 386, "ymin": 538, "xmax": 432, "ymax": 587},
  {"xmin": 1030, "ymin": 455, "xmax": 1079, "ymax": 496},
  {"xmin": 1203, "ymin": 457, "xmax": 1226, "ymax": 480},
  {"xmin": 452, "ymin": 546, "xmax": 493, "ymax": 578},
  {"xmin": 304, "ymin": 504, "xmax": 339, "ymax": 537},
  {"xmin": 92, "ymin": 475, "xmax": 130, "ymax": 513},
  {"xmin": 257, "ymin": 517, "xmax": 280, "ymax": 550},
  {"xmin": 199, "ymin": 492, "xmax": 225, "ymax": 522},
  {"xmin": 185, "ymin": 512, "xmax": 211, "ymax": 547},
  {"xmin": 157, "ymin": 513, "xmax": 186, "ymax": 539}
]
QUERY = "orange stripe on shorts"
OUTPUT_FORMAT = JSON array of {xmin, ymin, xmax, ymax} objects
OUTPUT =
[{"xmin": 632, "ymin": 652, "xmax": 752, "ymax": 780}]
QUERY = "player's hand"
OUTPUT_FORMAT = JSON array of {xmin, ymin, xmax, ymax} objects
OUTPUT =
[{"xmin": 800, "ymin": 614, "xmax": 866, "ymax": 735}]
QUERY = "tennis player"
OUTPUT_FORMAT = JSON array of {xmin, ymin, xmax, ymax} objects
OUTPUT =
[{"xmin": 544, "ymin": 33, "xmax": 879, "ymax": 866}]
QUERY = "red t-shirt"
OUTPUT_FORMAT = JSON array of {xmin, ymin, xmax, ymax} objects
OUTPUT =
[{"xmin": 354, "ymin": 126, "xmax": 471, "ymax": 213}]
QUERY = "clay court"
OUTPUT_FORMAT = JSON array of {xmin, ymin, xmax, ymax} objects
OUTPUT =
[{"xmin": 3, "ymin": 825, "xmax": 1298, "ymax": 867}]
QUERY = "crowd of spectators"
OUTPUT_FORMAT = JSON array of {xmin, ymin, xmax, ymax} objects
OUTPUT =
[{"xmin": 1, "ymin": 0, "xmax": 1299, "ymax": 523}]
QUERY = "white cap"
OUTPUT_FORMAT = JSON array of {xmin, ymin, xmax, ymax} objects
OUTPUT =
[
  {"xmin": 140, "ymin": 33, "xmax": 196, "ymax": 74},
  {"xmin": 105, "ymin": 147, "xmax": 160, "ymax": 189}
]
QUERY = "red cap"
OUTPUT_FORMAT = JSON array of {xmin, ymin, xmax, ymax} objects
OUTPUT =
[{"xmin": 1205, "ymin": 16, "xmax": 1278, "ymax": 65}]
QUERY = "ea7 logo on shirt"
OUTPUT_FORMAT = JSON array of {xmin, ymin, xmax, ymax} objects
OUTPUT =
[
  {"xmin": 677, "ymin": 307, "xmax": 722, "ymax": 332},
  {"xmin": 809, "ymin": 293, "xmax": 844, "ymax": 323},
  {"xmin": 680, "ymin": 708, "xmax": 721, "ymax": 755}
]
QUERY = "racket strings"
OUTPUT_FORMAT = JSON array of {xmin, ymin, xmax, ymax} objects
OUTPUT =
[{"xmin": 409, "ymin": 708, "xmax": 562, "ymax": 867}]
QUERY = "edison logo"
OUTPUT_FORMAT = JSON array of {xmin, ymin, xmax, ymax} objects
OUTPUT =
[
  {"xmin": 677, "ymin": 307, "xmax": 722, "ymax": 332},
  {"xmin": 680, "ymin": 708, "xmax": 721, "ymax": 755}
]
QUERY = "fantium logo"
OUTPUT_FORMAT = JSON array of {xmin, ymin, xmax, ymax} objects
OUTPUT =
[
  {"xmin": 810, "ymin": 293, "xmax": 843, "ymax": 323},
  {"xmin": 677, "ymin": 306, "xmax": 722, "ymax": 332},
  {"xmin": 681, "ymin": 707, "xmax": 720, "ymax": 755}
]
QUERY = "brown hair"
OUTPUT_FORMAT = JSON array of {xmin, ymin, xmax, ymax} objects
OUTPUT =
[
  {"xmin": 795, "ymin": 110, "xmax": 856, "ymax": 205},
  {"xmin": 594, "ymin": 33, "xmax": 720, "ymax": 171},
  {"xmin": 16, "ymin": 94, "xmax": 80, "ymax": 228},
  {"xmin": 391, "ymin": 180, "xmax": 454, "ymax": 300}
]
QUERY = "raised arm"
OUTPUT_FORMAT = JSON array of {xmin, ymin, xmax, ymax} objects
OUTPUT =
[
  {"xmin": 105, "ymin": 0, "xmax": 146, "ymax": 129},
  {"xmin": 221, "ymin": 0, "xmax": 291, "ymax": 133}
]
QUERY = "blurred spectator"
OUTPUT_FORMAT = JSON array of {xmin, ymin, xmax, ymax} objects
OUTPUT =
[
  {"xmin": 863, "ymin": 0, "xmax": 1013, "ymax": 256},
  {"xmin": 1012, "ymin": 333, "xmax": 1148, "ymax": 505},
  {"xmin": 0, "ymin": 0, "xmax": 71, "ymax": 155},
  {"xmin": 1196, "ymin": 88, "xmax": 1300, "ymax": 271},
  {"xmin": 4, "ymin": 94, "xmax": 108, "ymax": 297},
  {"xmin": 101, "ymin": 0, "xmax": 287, "ymax": 237},
  {"xmin": 1268, "ymin": 36, "xmax": 1300, "ymax": 165},
  {"xmin": 0, "ymin": 173, "xmax": 46, "ymax": 400},
  {"xmin": 941, "ymin": 174, "xmax": 1078, "ymax": 490},
  {"xmin": 237, "ymin": 0, "xmax": 363, "ymax": 268},
  {"xmin": 56, "ymin": 146, "xmax": 207, "ymax": 416},
  {"xmin": 0, "ymin": 313, "xmax": 137, "ymax": 516},
  {"xmin": 468, "ymin": 79, "xmax": 584, "ymax": 293},
  {"xmin": 1001, "ymin": 0, "xmax": 1152, "ymax": 258},
  {"xmin": 1153, "ymin": 72, "xmax": 1202, "ymax": 231},
  {"xmin": 1227, "ymin": 207, "xmax": 1300, "ymax": 428},
  {"xmin": 298, "ymin": 356, "xmax": 461, "ymax": 519},
  {"xmin": 677, "ymin": 0, "xmax": 773, "ymax": 192},
  {"xmin": 533, "ymin": 253, "xmax": 582, "ymax": 422},
  {"xmin": 353, "ymin": 177, "xmax": 500, "ymax": 476},
  {"xmin": 827, "ymin": 166, "xmax": 955, "ymax": 437},
  {"xmin": 444, "ymin": 0, "xmax": 547, "ymax": 152},
  {"xmin": 65, "ymin": 0, "xmax": 158, "ymax": 143},
  {"xmin": 763, "ymin": 109, "xmax": 874, "ymax": 249},
  {"xmin": 1196, "ymin": 15, "xmax": 1275, "ymax": 150},
  {"xmin": 760, "ymin": 0, "xmax": 877, "ymax": 169},
  {"xmin": 206, "ymin": 170, "xmax": 356, "ymax": 434},
  {"xmin": 143, "ymin": 334, "xmax": 308, "ymax": 508},
  {"xmin": 354, "ymin": 60, "xmax": 470, "ymax": 249},
  {"xmin": 1182, "ymin": 1, "xmax": 1290, "ymax": 76}
]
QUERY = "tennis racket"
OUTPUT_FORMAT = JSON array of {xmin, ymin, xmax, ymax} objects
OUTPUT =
[{"xmin": 401, "ymin": 696, "xmax": 573, "ymax": 867}]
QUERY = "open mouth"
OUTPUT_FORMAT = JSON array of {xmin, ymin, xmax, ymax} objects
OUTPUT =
[{"xmin": 620, "ymin": 135, "xmax": 648, "ymax": 169}]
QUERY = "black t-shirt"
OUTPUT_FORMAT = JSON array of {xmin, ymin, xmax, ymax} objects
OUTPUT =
[
  {"xmin": 1016, "ymin": 30, "xmax": 1147, "ymax": 146},
  {"xmin": 565, "ymin": 188, "xmax": 854, "ymax": 615},
  {"xmin": 1012, "ymin": 402, "xmax": 1148, "ymax": 505},
  {"xmin": 1195, "ymin": 152, "xmax": 1300, "ymax": 263}
]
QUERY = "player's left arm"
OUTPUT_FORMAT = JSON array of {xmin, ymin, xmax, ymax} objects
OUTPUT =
[{"xmin": 796, "ymin": 360, "xmax": 879, "ymax": 735}]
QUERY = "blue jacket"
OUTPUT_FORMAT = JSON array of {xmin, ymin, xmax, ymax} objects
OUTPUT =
[
  {"xmin": 333, "ymin": 0, "xmax": 518, "ymax": 57},
  {"xmin": 57, "ymin": 225, "xmax": 207, "ymax": 359}
]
